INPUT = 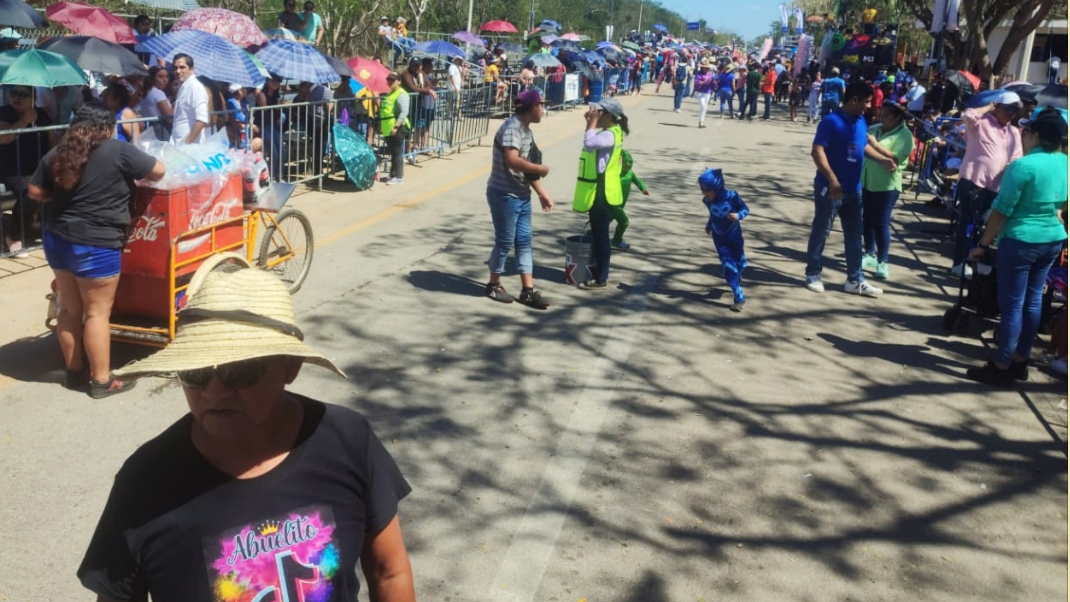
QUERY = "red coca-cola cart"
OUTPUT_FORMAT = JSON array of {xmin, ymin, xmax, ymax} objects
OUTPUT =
[{"xmin": 105, "ymin": 175, "xmax": 311, "ymax": 347}]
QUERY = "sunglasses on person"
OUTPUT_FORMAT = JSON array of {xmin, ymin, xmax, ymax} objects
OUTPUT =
[{"xmin": 177, "ymin": 357, "xmax": 277, "ymax": 390}]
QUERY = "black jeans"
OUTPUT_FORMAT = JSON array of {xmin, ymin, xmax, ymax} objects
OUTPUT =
[
  {"xmin": 588, "ymin": 197, "xmax": 613, "ymax": 283},
  {"xmin": 385, "ymin": 131, "xmax": 406, "ymax": 180},
  {"xmin": 953, "ymin": 178, "xmax": 998, "ymax": 265}
]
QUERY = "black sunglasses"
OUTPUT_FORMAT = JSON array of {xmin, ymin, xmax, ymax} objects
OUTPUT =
[{"xmin": 177, "ymin": 357, "xmax": 277, "ymax": 390}]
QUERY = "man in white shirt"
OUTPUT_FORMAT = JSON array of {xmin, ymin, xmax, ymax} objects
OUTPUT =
[
  {"xmin": 903, "ymin": 80, "xmax": 926, "ymax": 115},
  {"xmin": 170, "ymin": 53, "xmax": 209, "ymax": 146},
  {"xmin": 448, "ymin": 56, "xmax": 463, "ymax": 121},
  {"xmin": 377, "ymin": 16, "xmax": 393, "ymax": 62},
  {"xmin": 1050, "ymin": 55, "xmax": 1061, "ymax": 85}
]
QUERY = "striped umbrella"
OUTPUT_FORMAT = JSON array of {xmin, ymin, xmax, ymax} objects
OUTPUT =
[
  {"xmin": 125, "ymin": 0, "xmax": 200, "ymax": 12},
  {"xmin": 413, "ymin": 39, "xmax": 465, "ymax": 58},
  {"xmin": 139, "ymin": 30, "xmax": 264, "ymax": 87},
  {"xmin": 172, "ymin": 7, "xmax": 268, "ymax": 49},
  {"xmin": 256, "ymin": 39, "xmax": 339, "ymax": 84}
]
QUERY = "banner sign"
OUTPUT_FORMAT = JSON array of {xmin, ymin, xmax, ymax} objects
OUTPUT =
[
  {"xmin": 686, "ymin": 21, "xmax": 700, "ymax": 31},
  {"xmin": 564, "ymin": 74, "xmax": 579, "ymax": 102}
]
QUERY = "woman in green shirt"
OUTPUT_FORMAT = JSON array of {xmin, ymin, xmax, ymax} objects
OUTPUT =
[
  {"xmin": 861, "ymin": 101, "xmax": 915, "ymax": 280},
  {"xmin": 966, "ymin": 108, "xmax": 1068, "ymax": 387}
]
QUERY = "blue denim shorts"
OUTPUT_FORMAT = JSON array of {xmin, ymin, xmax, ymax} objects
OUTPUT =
[{"xmin": 43, "ymin": 230, "xmax": 121, "ymax": 279}]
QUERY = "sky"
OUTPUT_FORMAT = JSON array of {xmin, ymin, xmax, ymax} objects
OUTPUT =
[{"xmin": 656, "ymin": 0, "xmax": 784, "ymax": 41}]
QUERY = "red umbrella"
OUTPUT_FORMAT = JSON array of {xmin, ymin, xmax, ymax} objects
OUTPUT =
[
  {"xmin": 45, "ymin": 2, "xmax": 135, "ymax": 45},
  {"xmin": 346, "ymin": 56, "xmax": 390, "ymax": 94},
  {"xmin": 480, "ymin": 20, "xmax": 517, "ymax": 33}
]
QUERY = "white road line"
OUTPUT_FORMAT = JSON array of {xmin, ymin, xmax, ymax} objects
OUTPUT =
[{"xmin": 488, "ymin": 273, "xmax": 658, "ymax": 602}]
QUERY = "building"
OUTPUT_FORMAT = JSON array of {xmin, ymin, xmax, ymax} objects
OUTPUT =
[{"xmin": 987, "ymin": 18, "xmax": 1067, "ymax": 83}]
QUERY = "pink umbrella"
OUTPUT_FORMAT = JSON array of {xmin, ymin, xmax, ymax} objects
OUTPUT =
[
  {"xmin": 171, "ymin": 8, "xmax": 268, "ymax": 49},
  {"xmin": 480, "ymin": 20, "xmax": 517, "ymax": 33},
  {"xmin": 561, "ymin": 32, "xmax": 581, "ymax": 41},
  {"xmin": 45, "ymin": 2, "xmax": 135, "ymax": 45}
]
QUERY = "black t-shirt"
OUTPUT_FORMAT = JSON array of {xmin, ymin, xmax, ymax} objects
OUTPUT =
[
  {"xmin": 0, "ymin": 104, "xmax": 53, "ymax": 179},
  {"xmin": 77, "ymin": 395, "xmax": 411, "ymax": 602},
  {"xmin": 31, "ymin": 138, "xmax": 157, "ymax": 248}
]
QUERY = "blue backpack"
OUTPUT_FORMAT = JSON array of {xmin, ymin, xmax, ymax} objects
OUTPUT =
[{"xmin": 675, "ymin": 64, "xmax": 687, "ymax": 83}]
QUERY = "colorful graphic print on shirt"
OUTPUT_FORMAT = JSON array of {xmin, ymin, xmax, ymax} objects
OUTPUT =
[{"xmin": 204, "ymin": 504, "xmax": 341, "ymax": 602}]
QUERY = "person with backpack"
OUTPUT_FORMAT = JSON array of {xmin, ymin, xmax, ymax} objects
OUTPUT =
[
  {"xmin": 717, "ymin": 65, "xmax": 736, "ymax": 118},
  {"xmin": 819, "ymin": 67, "xmax": 846, "ymax": 118},
  {"xmin": 672, "ymin": 57, "xmax": 688, "ymax": 113}
]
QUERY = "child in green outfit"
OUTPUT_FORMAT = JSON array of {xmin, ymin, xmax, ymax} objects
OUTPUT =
[{"xmin": 611, "ymin": 149, "xmax": 650, "ymax": 250}]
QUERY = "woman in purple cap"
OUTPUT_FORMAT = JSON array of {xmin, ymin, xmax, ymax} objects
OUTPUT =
[{"xmin": 483, "ymin": 88, "xmax": 555, "ymax": 309}]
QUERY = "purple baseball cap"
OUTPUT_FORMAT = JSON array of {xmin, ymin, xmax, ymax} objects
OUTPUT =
[{"xmin": 516, "ymin": 89, "xmax": 544, "ymax": 107}]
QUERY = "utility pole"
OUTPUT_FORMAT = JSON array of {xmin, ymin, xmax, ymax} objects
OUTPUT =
[
  {"xmin": 529, "ymin": 0, "xmax": 535, "ymax": 33},
  {"xmin": 637, "ymin": 0, "xmax": 643, "ymax": 34}
]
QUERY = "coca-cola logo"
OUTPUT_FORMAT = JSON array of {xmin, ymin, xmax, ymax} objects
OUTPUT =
[
  {"xmin": 129, "ymin": 215, "xmax": 165, "ymax": 243},
  {"xmin": 188, "ymin": 196, "xmax": 241, "ymax": 230}
]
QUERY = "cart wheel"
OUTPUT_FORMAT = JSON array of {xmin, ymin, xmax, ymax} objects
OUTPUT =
[
  {"xmin": 954, "ymin": 313, "xmax": 972, "ymax": 336},
  {"xmin": 188, "ymin": 253, "xmax": 253, "ymax": 300},
  {"xmin": 258, "ymin": 209, "xmax": 314, "ymax": 294},
  {"xmin": 942, "ymin": 306, "xmax": 961, "ymax": 332}
]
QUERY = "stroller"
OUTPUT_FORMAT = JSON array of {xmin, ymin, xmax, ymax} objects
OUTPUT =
[{"xmin": 943, "ymin": 207, "xmax": 999, "ymax": 335}]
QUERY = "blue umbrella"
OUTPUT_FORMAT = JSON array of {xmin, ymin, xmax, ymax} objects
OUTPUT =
[
  {"xmin": 581, "ymin": 50, "xmax": 605, "ymax": 66},
  {"xmin": 523, "ymin": 52, "xmax": 561, "ymax": 68},
  {"xmin": 652, "ymin": 23, "xmax": 667, "ymax": 31},
  {"xmin": 536, "ymin": 19, "xmax": 562, "ymax": 32},
  {"xmin": 256, "ymin": 39, "xmax": 339, "ymax": 84},
  {"xmin": 139, "ymin": 30, "xmax": 263, "ymax": 87},
  {"xmin": 413, "ymin": 39, "xmax": 466, "ymax": 58}
]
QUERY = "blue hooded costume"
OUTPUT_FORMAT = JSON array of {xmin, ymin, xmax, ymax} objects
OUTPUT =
[{"xmin": 699, "ymin": 168, "xmax": 749, "ymax": 305}]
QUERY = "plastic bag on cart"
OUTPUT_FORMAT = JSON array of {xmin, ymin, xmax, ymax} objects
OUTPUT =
[{"xmin": 136, "ymin": 129, "xmax": 239, "ymax": 216}]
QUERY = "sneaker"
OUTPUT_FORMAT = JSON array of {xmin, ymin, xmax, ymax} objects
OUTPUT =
[
  {"xmin": 5, "ymin": 237, "xmax": 28, "ymax": 259},
  {"xmin": 88, "ymin": 376, "xmax": 137, "ymax": 399},
  {"xmin": 517, "ymin": 288, "xmax": 549, "ymax": 310},
  {"xmin": 614, "ymin": 241, "xmax": 630, "ymax": 251},
  {"xmin": 1009, "ymin": 360, "xmax": 1029, "ymax": 382},
  {"xmin": 950, "ymin": 263, "xmax": 973, "ymax": 279},
  {"xmin": 874, "ymin": 262, "xmax": 889, "ymax": 280},
  {"xmin": 861, "ymin": 253, "xmax": 878, "ymax": 270},
  {"xmin": 965, "ymin": 361, "xmax": 1013, "ymax": 388},
  {"xmin": 730, "ymin": 300, "xmax": 745, "ymax": 312},
  {"xmin": 578, "ymin": 279, "xmax": 608, "ymax": 290},
  {"xmin": 804, "ymin": 275, "xmax": 824, "ymax": 293},
  {"xmin": 844, "ymin": 279, "xmax": 882, "ymax": 297},
  {"xmin": 64, "ymin": 368, "xmax": 90, "ymax": 392},
  {"xmin": 386, "ymin": 178, "xmax": 403, "ymax": 186},
  {"xmin": 484, "ymin": 282, "xmax": 514, "ymax": 303}
]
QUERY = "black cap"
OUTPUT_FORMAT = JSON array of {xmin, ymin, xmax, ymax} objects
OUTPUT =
[
  {"xmin": 1021, "ymin": 107, "xmax": 1068, "ymax": 144},
  {"xmin": 408, "ymin": 56, "xmax": 421, "ymax": 67}
]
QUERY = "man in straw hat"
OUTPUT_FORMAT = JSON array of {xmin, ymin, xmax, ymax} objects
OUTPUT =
[{"xmin": 77, "ymin": 266, "xmax": 416, "ymax": 601}]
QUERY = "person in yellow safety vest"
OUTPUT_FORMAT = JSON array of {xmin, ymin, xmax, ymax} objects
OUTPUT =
[
  {"xmin": 573, "ymin": 97, "xmax": 629, "ymax": 290},
  {"xmin": 379, "ymin": 72, "xmax": 410, "ymax": 185}
]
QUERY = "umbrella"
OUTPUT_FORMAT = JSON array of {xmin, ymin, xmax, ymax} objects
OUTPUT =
[
  {"xmin": 495, "ymin": 41, "xmax": 524, "ymax": 55},
  {"xmin": 246, "ymin": 51, "xmax": 270, "ymax": 78},
  {"xmin": 139, "ymin": 30, "xmax": 264, "ymax": 87},
  {"xmin": 540, "ymin": 34, "xmax": 559, "ymax": 44},
  {"xmin": 944, "ymin": 69, "xmax": 979, "ymax": 95},
  {"xmin": 256, "ymin": 39, "xmax": 339, "ymax": 84},
  {"xmin": 1009, "ymin": 83, "xmax": 1069, "ymax": 110},
  {"xmin": 597, "ymin": 47, "xmax": 623, "ymax": 62},
  {"xmin": 0, "ymin": 48, "xmax": 88, "ymax": 86},
  {"xmin": 37, "ymin": 36, "xmax": 145, "ymax": 76},
  {"xmin": 965, "ymin": 88, "xmax": 1007, "ymax": 108},
  {"xmin": 652, "ymin": 23, "xmax": 667, "ymax": 31},
  {"xmin": 480, "ymin": 20, "xmax": 517, "ymax": 33},
  {"xmin": 45, "ymin": 2, "xmax": 135, "ymax": 45},
  {"xmin": 536, "ymin": 19, "xmax": 561, "ymax": 32},
  {"xmin": 571, "ymin": 62, "xmax": 595, "ymax": 79},
  {"xmin": 552, "ymin": 39, "xmax": 582, "ymax": 53},
  {"xmin": 560, "ymin": 32, "xmax": 582, "ymax": 42},
  {"xmin": 172, "ymin": 7, "xmax": 268, "ymax": 49},
  {"xmin": 263, "ymin": 28, "xmax": 308, "ymax": 42},
  {"xmin": 332, "ymin": 122, "xmax": 377, "ymax": 190},
  {"xmin": 0, "ymin": 0, "xmax": 44, "ymax": 28},
  {"xmin": 125, "ymin": 0, "xmax": 200, "ymax": 12},
  {"xmin": 523, "ymin": 52, "xmax": 561, "ymax": 68},
  {"xmin": 318, "ymin": 51, "xmax": 354, "ymax": 78},
  {"xmin": 806, "ymin": 15, "xmax": 824, "ymax": 22},
  {"xmin": 620, "ymin": 40, "xmax": 642, "ymax": 52},
  {"xmin": 346, "ymin": 56, "xmax": 390, "ymax": 94},
  {"xmin": 451, "ymin": 30, "xmax": 484, "ymax": 46},
  {"xmin": 581, "ymin": 50, "xmax": 605, "ymax": 66},
  {"xmin": 413, "ymin": 39, "xmax": 466, "ymax": 58}
]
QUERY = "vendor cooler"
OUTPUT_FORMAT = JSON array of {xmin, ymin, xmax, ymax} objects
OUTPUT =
[{"xmin": 112, "ymin": 173, "xmax": 245, "ymax": 343}]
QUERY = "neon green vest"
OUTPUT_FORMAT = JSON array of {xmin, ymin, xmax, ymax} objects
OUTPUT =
[
  {"xmin": 380, "ymin": 87, "xmax": 409, "ymax": 135},
  {"xmin": 572, "ymin": 125, "xmax": 624, "ymax": 212}
]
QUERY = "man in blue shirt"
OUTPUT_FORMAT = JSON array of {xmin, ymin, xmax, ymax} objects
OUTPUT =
[
  {"xmin": 804, "ymin": 81, "xmax": 896, "ymax": 297},
  {"xmin": 819, "ymin": 66, "xmax": 845, "ymax": 117}
]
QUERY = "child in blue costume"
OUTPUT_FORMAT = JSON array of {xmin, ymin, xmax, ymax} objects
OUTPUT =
[{"xmin": 699, "ymin": 168, "xmax": 750, "ymax": 312}]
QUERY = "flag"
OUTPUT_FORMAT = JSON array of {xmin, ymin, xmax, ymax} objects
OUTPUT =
[
  {"xmin": 778, "ymin": 4, "xmax": 790, "ymax": 34},
  {"xmin": 792, "ymin": 6, "xmax": 804, "ymax": 34}
]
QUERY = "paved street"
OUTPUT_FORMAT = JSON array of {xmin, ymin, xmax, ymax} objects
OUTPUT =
[{"xmin": 0, "ymin": 91, "xmax": 1066, "ymax": 602}]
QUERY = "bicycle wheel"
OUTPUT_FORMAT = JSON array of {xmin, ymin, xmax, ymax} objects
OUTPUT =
[{"xmin": 257, "ymin": 209, "xmax": 314, "ymax": 294}]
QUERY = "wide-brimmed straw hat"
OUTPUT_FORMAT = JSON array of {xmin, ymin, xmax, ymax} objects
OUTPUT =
[{"xmin": 114, "ymin": 266, "xmax": 344, "ymax": 378}]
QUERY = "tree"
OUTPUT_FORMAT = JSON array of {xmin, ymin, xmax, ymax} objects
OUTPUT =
[{"xmin": 899, "ymin": 0, "xmax": 1061, "ymax": 80}]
